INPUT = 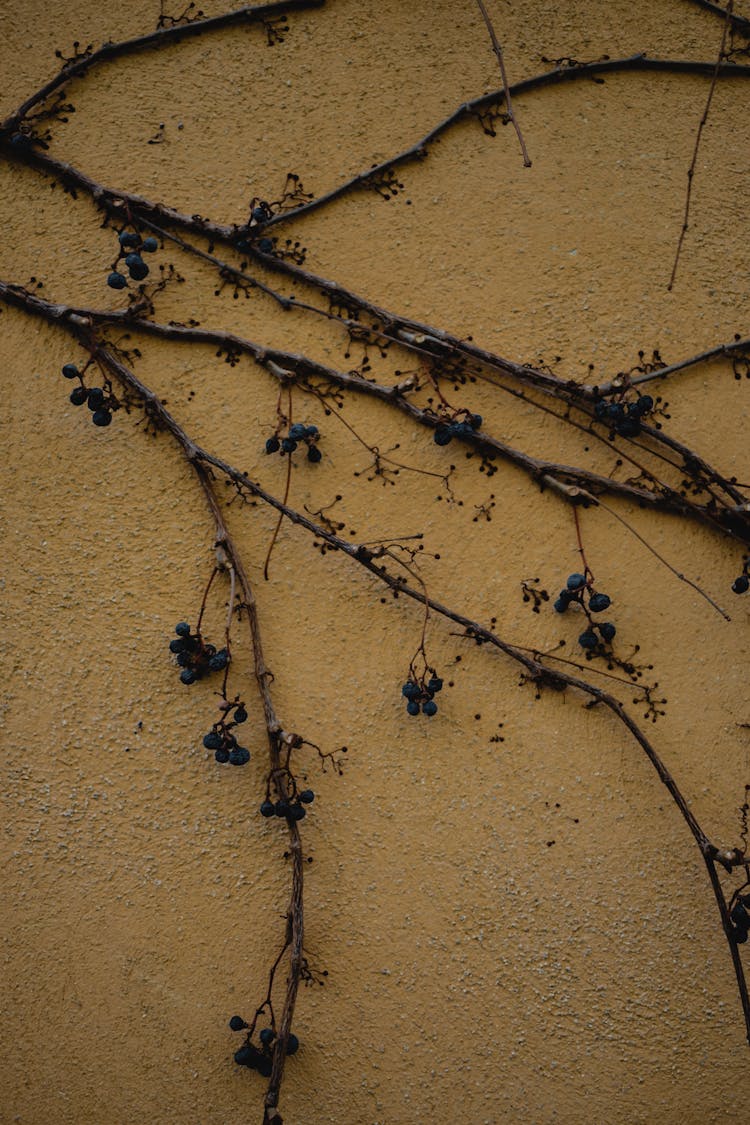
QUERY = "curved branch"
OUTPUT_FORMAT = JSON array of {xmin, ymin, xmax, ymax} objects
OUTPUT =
[
  {"xmin": 0, "ymin": 0, "xmax": 325, "ymax": 136},
  {"xmin": 10, "ymin": 285, "xmax": 748, "ymax": 536}
]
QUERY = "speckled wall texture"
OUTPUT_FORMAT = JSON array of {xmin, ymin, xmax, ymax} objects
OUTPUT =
[{"xmin": 2, "ymin": 1, "xmax": 750, "ymax": 1122}]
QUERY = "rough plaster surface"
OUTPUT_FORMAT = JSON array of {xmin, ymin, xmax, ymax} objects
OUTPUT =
[{"xmin": 1, "ymin": 1, "xmax": 749, "ymax": 1122}]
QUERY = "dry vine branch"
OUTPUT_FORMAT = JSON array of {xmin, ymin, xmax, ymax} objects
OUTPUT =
[
  {"xmin": 191, "ymin": 463, "xmax": 303, "ymax": 1120},
  {"xmin": 0, "ymin": 0, "xmax": 325, "ymax": 137},
  {"xmin": 1, "ymin": 280, "xmax": 749, "ymax": 1055},
  {"xmin": 6, "ymin": 286, "xmax": 747, "ymax": 553},
  {"xmin": 3, "ymin": 6, "xmax": 750, "ymax": 1120}
]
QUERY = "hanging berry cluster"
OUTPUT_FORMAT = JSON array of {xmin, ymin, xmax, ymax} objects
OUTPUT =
[
  {"xmin": 229, "ymin": 1017, "xmax": 300, "ymax": 1076},
  {"xmin": 401, "ymin": 673, "xmax": 443, "ymax": 716},
  {"xmin": 554, "ymin": 572, "xmax": 616, "ymax": 652},
  {"xmin": 107, "ymin": 230, "xmax": 158, "ymax": 290},
  {"xmin": 202, "ymin": 700, "xmax": 251, "ymax": 766},
  {"xmin": 594, "ymin": 393, "xmax": 654, "ymax": 438},
  {"xmin": 259, "ymin": 787, "xmax": 315, "ymax": 822},
  {"xmin": 169, "ymin": 621, "xmax": 229, "ymax": 685},
  {"xmin": 61, "ymin": 362, "xmax": 117, "ymax": 427},
  {"xmin": 265, "ymin": 422, "xmax": 321, "ymax": 462},
  {"xmin": 433, "ymin": 411, "xmax": 483, "ymax": 446}
]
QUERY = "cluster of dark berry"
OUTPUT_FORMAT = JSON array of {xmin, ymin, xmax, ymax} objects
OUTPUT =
[
  {"xmin": 731, "ymin": 896, "xmax": 750, "ymax": 944},
  {"xmin": 229, "ymin": 1017, "xmax": 299, "ymax": 1075},
  {"xmin": 554, "ymin": 573, "xmax": 616, "ymax": 650},
  {"xmin": 259, "ymin": 788, "xmax": 315, "ymax": 821},
  {"xmin": 169, "ymin": 622, "xmax": 229, "ymax": 685},
  {"xmin": 433, "ymin": 413, "xmax": 482, "ymax": 446},
  {"xmin": 265, "ymin": 423, "xmax": 321, "ymax": 462},
  {"xmin": 402, "ymin": 675, "xmax": 443, "ymax": 716},
  {"xmin": 107, "ymin": 230, "xmax": 158, "ymax": 290},
  {"xmin": 61, "ymin": 363, "xmax": 116, "ymax": 427},
  {"xmin": 203, "ymin": 700, "xmax": 250, "ymax": 766},
  {"xmin": 594, "ymin": 394, "xmax": 654, "ymax": 438}
]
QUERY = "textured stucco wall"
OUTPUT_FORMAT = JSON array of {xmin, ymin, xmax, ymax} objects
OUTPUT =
[{"xmin": 1, "ymin": 1, "xmax": 749, "ymax": 1122}]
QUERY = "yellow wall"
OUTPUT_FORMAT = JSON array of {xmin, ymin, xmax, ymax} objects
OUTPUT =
[{"xmin": 2, "ymin": 1, "xmax": 749, "ymax": 1122}]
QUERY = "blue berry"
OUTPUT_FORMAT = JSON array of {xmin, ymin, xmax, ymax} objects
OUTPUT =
[
  {"xmin": 125, "ymin": 253, "xmax": 149, "ymax": 281},
  {"xmin": 92, "ymin": 409, "xmax": 112, "ymax": 427},
  {"xmin": 259, "ymin": 1028, "xmax": 276, "ymax": 1046},
  {"xmin": 257, "ymin": 1055, "xmax": 272, "ymax": 1077},
  {"xmin": 118, "ymin": 231, "xmax": 140, "ymax": 248},
  {"xmin": 260, "ymin": 800, "xmax": 275, "ymax": 818},
  {"xmin": 402, "ymin": 681, "xmax": 420, "ymax": 699},
  {"xmin": 731, "ymin": 900, "xmax": 750, "ymax": 927},
  {"xmin": 469, "ymin": 414, "xmax": 482, "ymax": 430},
  {"xmin": 287, "ymin": 803, "xmax": 306, "ymax": 821},
  {"xmin": 141, "ymin": 237, "xmax": 158, "ymax": 252},
  {"xmin": 229, "ymin": 1016, "xmax": 248, "ymax": 1032},
  {"xmin": 62, "ymin": 363, "xmax": 79, "ymax": 379},
  {"xmin": 588, "ymin": 592, "xmax": 611, "ymax": 613},
  {"xmin": 427, "ymin": 677, "xmax": 443, "ymax": 694},
  {"xmin": 732, "ymin": 575, "xmax": 749, "ymax": 594},
  {"xmin": 289, "ymin": 423, "xmax": 307, "ymax": 440},
  {"xmin": 234, "ymin": 1046, "xmax": 256, "ymax": 1068},
  {"xmin": 305, "ymin": 425, "xmax": 319, "ymax": 437},
  {"xmin": 275, "ymin": 800, "xmax": 289, "ymax": 818},
  {"xmin": 203, "ymin": 731, "xmax": 222, "ymax": 750},
  {"xmin": 599, "ymin": 622, "xmax": 617, "ymax": 642},
  {"xmin": 215, "ymin": 748, "xmax": 230, "ymax": 764},
  {"xmin": 281, "ymin": 437, "xmax": 297, "ymax": 453},
  {"xmin": 107, "ymin": 271, "xmax": 127, "ymax": 290},
  {"xmin": 175, "ymin": 651, "xmax": 191, "ymax": 668},
  {"xmin": 87, "ymin": 387, "xmax": 105, "ymax": 409},
  {"xmin": 422, "ymin": 700, "xmax": 438, "ymax": 716},
  {"xmin": 566, "ymin": 573, "xmax": 586, "ymax": 591},
  {"xmin": 553, "ymin": 596, "xmax": 569, "ymax": 614},
  {"xmin": 286, "ymin": 1034, "xmax": 300, "ymax": 1056},
  {"xmin": 209, "ymin": 649, "xmax": 229, "ymax": 671},
  {"xmin": 258, "ymin": 237, "xmax": 274, "ymax": 253},
  {"xmin": 229, "ymin": 746, "xmax": 250, "ymax": 766},
  {"xmin": 307, "ymin": 445, "xmax": 322, "ymax": 463},
  {"xmin": 594, "ymin": 401, "xmax": 609, "ymax": 420},
  {"xmin": 637, "ymin": 394, "xmax": 654, "ymax": 413},
  {"xmin": 406, "ymin": 700, "xmax": 420, "ymax": 716},
  {"xmin": 180, "ymin": 668, "xmax": 197, "ymax": 685},
  {"xmin": 175, "ymin": 622, "xmax": 191, "ymax": 636},
  {"xmin": 252, "ymin": 206, "xmax": 269, "ymax": 223},
  {"xmin": 69, "ymin": 387, "xmax": 88, "ymax": 406},
  {"xmin": 169, "ymin": 638, "xmax": 186, "ymax": 654},
  {"xmin": 434, "ymin": 425, "xmax": 452, "ymax": 446},
  {"xmin": 578, "ymin": 629, "xmax": 598, "ymax": 650},
  {"xmin": 299, "ymin": 789, "xmax": 314, "ymax": 804},
  {"xmin": 265, "ymin": 436, "xmax": 280, "ymax": 454},
  {"xmin": 234, "ymin": 706, "xmax": 248, "ymax": 723}
]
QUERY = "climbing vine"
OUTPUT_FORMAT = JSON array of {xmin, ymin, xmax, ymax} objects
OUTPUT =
[{"xmin": 2, "ymin": 1, "xmax": 750, "ymax": 1121}]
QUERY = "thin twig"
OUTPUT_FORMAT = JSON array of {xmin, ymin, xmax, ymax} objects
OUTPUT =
[
  {"xmin": 668, "ymin": 1, "xmax": 734, "ymax": 290},
  {"xmin": 474, "ymin": 0, "xmax": 531, "ymax": 166}
]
